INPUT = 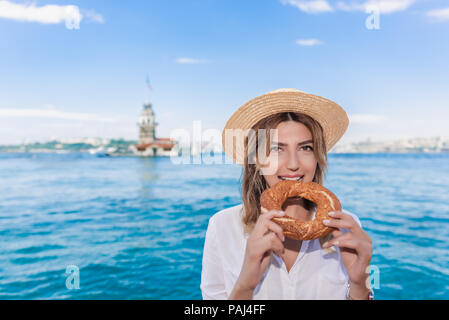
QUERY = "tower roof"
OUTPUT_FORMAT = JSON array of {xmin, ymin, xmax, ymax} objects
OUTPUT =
[{"xmin": 142, "ymin": 102, "xmax": 154, "ymax": 115}]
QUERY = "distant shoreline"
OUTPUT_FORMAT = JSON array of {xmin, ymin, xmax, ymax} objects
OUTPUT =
[
  {"xmin": 1, "ymin": 136, "xmax": 449, "ymax": 155},
  {"xmin": 1, "ymin": 150, "xmax": 448, "ymax": 157}
]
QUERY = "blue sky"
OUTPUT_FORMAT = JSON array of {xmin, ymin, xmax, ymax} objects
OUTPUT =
[{"xmin": 1, "ymin": 0, "xmax": 449, "ymax": 145}]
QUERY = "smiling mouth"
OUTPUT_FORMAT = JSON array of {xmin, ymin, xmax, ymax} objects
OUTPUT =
[{"xmin": 278, "ymin": 175, "xmax": 304, "ymax": 182}]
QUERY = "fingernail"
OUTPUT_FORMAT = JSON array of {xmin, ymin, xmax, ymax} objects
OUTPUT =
[
  {"xmin": 328, "ymin": 211, "xmax": 336, "ymax": 216},
  {"xmin": 333, "ymin": 241, "xmax": 339, "ymax": 246},
  {"xmin": 323, "ymin": 219, "xmax": 331, "ymax": 225}
]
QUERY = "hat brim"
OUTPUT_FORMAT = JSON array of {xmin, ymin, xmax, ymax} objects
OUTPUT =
[{"xmin": 222, "ymin": 89, "xmax": 349, "ymax": 166}]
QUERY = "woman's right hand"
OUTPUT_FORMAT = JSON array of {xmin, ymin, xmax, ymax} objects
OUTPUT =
[{"xmin": 233, "ymin": 210, "xmax": 286, "ymax": 295}]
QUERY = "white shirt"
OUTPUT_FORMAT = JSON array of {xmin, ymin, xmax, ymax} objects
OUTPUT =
[{"xmin": 200, "ymin": 204, "xmax": 362, "ymax": 300}]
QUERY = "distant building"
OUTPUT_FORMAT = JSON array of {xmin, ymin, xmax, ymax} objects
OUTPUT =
[{"xmin": 133, "ymin": 102, "xmax": 177, "ymax": 156}]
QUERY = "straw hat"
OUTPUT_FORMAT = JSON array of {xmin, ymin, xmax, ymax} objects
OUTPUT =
[{"xmin": 222, "ymin": 88, "xmax": 349, "ymax": 166}]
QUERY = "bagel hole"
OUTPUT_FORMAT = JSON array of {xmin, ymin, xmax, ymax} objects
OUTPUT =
[{"xmin": 281, "ymin": 197, "xmax": 317, "ymax": 221}]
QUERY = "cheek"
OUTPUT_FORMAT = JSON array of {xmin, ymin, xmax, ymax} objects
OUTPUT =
[
  {"xmin": 259, "ymin": 156, "xmax": 281, "ymax": 176},
  {"xmin": 299, "ymin": 153, "xmax": 317, "ymax": 168},
  {"xmin": 306, "ymin": 162, "xmax": 318, "ymax": 181},
  {"xmin": 304, "ymin": 160, "xmax": 318, "ymax": 176},
  {"xmin": 305, "ymin": 158, "xmax": 318, "ymax": 171}
]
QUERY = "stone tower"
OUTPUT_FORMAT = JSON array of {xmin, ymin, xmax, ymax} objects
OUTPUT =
[{"xmin": 138, "ymin": 102, "xmax": 157, "ymax": 144}]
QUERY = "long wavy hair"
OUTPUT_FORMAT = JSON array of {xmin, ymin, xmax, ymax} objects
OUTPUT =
[{"xmin": 240, "ymin": 112, "xmax": 332, "ymax": 247}]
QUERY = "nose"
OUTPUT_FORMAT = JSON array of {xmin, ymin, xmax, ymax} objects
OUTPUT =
[{"xmin": 286, "ymin": 150, "xmax": 300, "ymax": 172}]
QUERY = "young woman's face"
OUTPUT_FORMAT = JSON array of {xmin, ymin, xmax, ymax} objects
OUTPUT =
[{"xmin": 261, "ymin": 121, "xmax": 318, "ymax": 188}]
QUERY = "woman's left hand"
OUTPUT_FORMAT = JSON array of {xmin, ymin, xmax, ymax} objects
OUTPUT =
[{"xmin": 322, "ymin": 211, "xmax": 373, "ymax": 289}]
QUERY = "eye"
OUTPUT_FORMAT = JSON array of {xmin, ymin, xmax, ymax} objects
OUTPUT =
[
  {"xmin": 301, "ymin": 145, "xmax": 313, "ymax": 151},
  {"xmin": 270, "ymin": 146, "xmax": 281, "ymax": 152}
]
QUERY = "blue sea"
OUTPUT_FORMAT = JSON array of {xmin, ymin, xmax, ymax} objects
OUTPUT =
[{"xmin": 0, "ymin": 152, "xmax": 448, "ymax": 300}]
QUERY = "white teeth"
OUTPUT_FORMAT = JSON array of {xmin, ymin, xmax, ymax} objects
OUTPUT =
[{"xmin": 280, "ymin": 176, "xmax": 303, "ymax": 181}]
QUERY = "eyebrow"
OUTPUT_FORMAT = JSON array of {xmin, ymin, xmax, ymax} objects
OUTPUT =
[{"xmin": 272, "ymin": 139, "xmax": 313, "ymax": 147}]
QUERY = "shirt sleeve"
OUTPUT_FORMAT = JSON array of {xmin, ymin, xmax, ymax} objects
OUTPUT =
[{"xmin": 200, "ymin": 217, "xmax": 228, "ymax": 300}]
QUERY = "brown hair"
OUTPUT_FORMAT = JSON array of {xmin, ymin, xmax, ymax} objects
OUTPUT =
[{"xmin": 240, "ymin": 112, "xmax": 332, "ymax": 246}]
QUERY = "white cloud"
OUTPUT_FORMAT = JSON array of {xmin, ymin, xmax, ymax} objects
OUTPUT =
[
  {"xmin": 281, "ymin": 0, "xmax": 415, "ymax": 15},
  {"xmin": 0, "ymin": 107, "xmax": 119, "ymax": 123},
  {"xmin": 296, "ymin": 38, "xmax": 324, "ymax": 46},
  {"xmin": 336, "ymin": 0, "xmax": 415, "ymax": 14},
  {"xmin": 281, "ymin": 0, "xmax": 333, "ymax": 14},
  {"xmin": 0, "ymin": 0, "xmax": 104, "ymax": 29},
  {"xmin": 82, "ymin": 9, "xmax": 105, "ymax": 24},
  {"xmin": 349, "ymin": 114, "xmax": 387, "ymax": 124},
  {"xmin": 427, "ymin": 7, "xmax": 449, "ymax": 22},
  {"xmin": 175, "ymin": 57, "xmax": 212, "ymax": 64}
]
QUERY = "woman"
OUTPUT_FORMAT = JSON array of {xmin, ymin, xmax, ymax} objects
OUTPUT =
[{"xmin": 201, "ymin": 88, "xmax": 373, "ymax": 300}]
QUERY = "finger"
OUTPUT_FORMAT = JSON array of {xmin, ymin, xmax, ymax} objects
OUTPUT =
[
  {"xmin": 261, "ymin": 232, "xmax": 285, "ymax": 256},
  {"xmin": 328, "ymin": 211, "xmax": 361, "ymax": 230},
  {"xmin": 331, "ymin": 229, "xmax": 343, "ymax": 238},
  {"xmin": 257, "ymin": 237, "xmax": 283, "ymax": 258},
  {"xmin": 322, "ymin": 216, "xmax": 357, "ymax": 232},
  {"xmin": 322, "ymin": 233, "xmax": 356, "ymax": 249},
  {"xmin": 260, "ymin": 209, "xmax": 285, "ymax": 220},
  {"xmin": 327, "ymin": 210, "xmax": 344, "ymax": 219},
  {"xmin": 264, "ymin": 220, "xmax": 285, "ymax": 242},
  {"xmin": 254, "ymin": 210, "xmax": 285, "ymax": 237}
]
